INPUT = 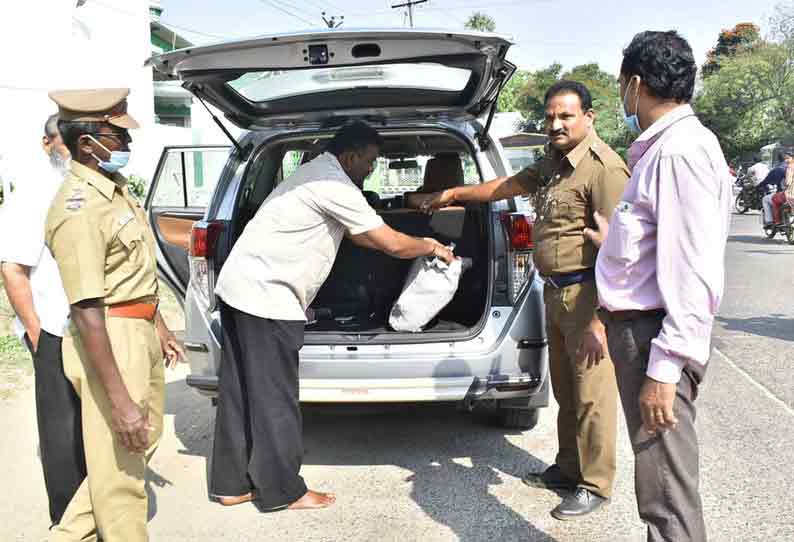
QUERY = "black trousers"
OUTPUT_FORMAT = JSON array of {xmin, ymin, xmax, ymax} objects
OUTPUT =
[
  {"xmin": 210, "ymin": 302, "xmax": 308, "ymax": 509},
  {"xmin": 601, "ymin": 311, "xmax": 707, "ymax": 542},
  {"xmin": 25, "ymin": 330, "xmax": 86, "ymax": 527}
]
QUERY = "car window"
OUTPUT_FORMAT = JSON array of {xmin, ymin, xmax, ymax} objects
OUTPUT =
[
  {"xmin": 363, "ymin": 154, "xmax": 479, "ymax": 198},
  {"xmin": 151, "ymin": 148, "xmax": 230, "ymax": 207},
  {"xmin": 281, "ymin": 150, "xmax": 304, "ymax": 180}
]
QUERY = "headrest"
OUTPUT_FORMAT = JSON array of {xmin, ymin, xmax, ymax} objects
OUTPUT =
[{"xmin": 422, "ymin": 153, "xmax": 463, "ymax": 193}]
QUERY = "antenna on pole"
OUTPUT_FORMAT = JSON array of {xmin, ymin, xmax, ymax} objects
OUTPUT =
[
  {"xmin": 321, "ymin": 11, "xmax": 345, "ymax": 28},
  {"xmin": 390, "ymin": 0, "xmax": 427, "ymax": 28}
]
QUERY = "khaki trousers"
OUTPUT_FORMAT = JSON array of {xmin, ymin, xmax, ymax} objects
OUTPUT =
[
  {"xmin": 52, "ymin": 317, "xmax": 164, "ymax": 542},
  {"xmin": 544, "ymin": 281, "xmax": 617, "ymax": 498}
]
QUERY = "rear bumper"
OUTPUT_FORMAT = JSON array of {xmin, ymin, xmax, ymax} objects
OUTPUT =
[
  {"xmin": 185, "ymin": 274, "xmax": 548, "ymax": 404},
  {"xmin": 187, "ymin": 371, "xmax": 544, "ymax": 403}
]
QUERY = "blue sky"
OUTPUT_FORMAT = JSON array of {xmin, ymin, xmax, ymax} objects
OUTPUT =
[{"xmin": 158, "ymin": 0, "xmax": 780, "ymax": 75}]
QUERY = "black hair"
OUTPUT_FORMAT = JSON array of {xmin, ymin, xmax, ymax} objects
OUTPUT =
[
  {"xmin": 620, "ymin": 30, "xmax": 697, "ymax": 102},
  {"xmin": 544, "ymin": 80, "xmax": 593, "ymax": 112},
  {"xmin": 326, "ymin": 120, "xmax": 384, "ymax": 157},
  {"xmin": 44, "ymin": 114, "xmax": 59, "ymax": 139},
  {"xmin": 778, "ymin": 152, "xmax": 786, "ymax": 162},
  {"xmin": 57, "ymin": 120, "xmax": 104, "ymax": 157}
]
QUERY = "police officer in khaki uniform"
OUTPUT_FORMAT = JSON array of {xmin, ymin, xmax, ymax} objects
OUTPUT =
[
  {"xmin": 424, "ymin": 80, "xmax": 629, "ymax": 520},
  {"xmin": 44, "ymin": 88, "xmax": 183, "ymax": 541}
]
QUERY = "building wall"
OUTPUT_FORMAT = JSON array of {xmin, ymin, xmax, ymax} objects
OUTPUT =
[{"xmin": 0, "ymin": 1, "xmax": 162, "ymax": 194}]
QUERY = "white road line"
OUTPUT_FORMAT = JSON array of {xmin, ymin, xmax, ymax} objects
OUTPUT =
[{"xmin": 713, "ymin": 347, "xmax": 794, "ymax": 417}]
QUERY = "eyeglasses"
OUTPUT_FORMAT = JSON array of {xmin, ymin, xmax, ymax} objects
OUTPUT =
[{"xmin": 88, "ymin": 132, "xmax": 131, "ymax": 144}]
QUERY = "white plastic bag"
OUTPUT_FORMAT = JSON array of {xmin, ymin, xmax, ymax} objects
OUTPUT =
[{"xmin": 389, "ymin": 253, "xmax": 464, "ymax": 332}]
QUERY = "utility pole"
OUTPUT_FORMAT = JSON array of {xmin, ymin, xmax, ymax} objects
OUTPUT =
[
  {"xmin": 391, "ymin": 0, "xmax": 427, "ymax": 28},
  {"xmin": 321, "ymin": 12, "xmax": 344, "ymax": 28}
]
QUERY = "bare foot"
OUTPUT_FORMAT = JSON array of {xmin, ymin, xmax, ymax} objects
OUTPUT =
[
  {"xmin": 287, "ymin": 489, "xmax": 336, "ymax": 510},
  {"xmin": 215, "ymin": 492, "xmax": 254, "ymax": 506}
]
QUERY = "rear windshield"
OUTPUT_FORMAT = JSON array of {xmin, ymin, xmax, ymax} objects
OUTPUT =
[{"xmin": 229, "ymin": 63, "xmax": 472, "ymax": 102}]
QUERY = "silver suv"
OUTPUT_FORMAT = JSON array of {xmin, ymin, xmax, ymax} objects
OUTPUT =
[{"xmin": 146, "ymin": 29, "xmax": 548, "ymax": 429}]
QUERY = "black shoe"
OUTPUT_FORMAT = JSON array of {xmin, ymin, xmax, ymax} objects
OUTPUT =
[
  {"xmin": 521, "ymin": 464, "xmax": 575, "ymax": 491},
  {"xmin": 551, "ymin": 487, "xmax": 607, "ymax": 521}
]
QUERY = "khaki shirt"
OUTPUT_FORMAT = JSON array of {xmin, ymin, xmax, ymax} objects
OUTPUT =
[
  {"xmin": 45, "ymin": 161, "xmax": 158, "ymax": 306},
  {"xmin": 517, "ymin": 129, "xmax": 629, "ymax": 276}
]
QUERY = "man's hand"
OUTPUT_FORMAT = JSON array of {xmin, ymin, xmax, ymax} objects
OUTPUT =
[
  {"xmin": 583, "ymin": 211, "xmax": 610, "ymax": 249},
  {"xmin": 424, "ymin": 238, "xmax": 455, "ymax": 264},
  {"xmin": 576, "ymin": 317, "xmax": 607, "ymax": 369},
  {"xmin": 25, "ymin": 324, "xmax": 42, "ymax": 353},
  {"xmin": 638, "ymin": 377, "xmax": 679, "ymax": 435},
  {"xmin": 420, "ymin": 189, "xmax": 456, "ymax": 213},
  {"xmin": 110, "ymin": 398, "xmax": 151, "ymax": 454},
  {"xmin": 156, "ymin": 316, "xmax": 185, "ymax": 368}
]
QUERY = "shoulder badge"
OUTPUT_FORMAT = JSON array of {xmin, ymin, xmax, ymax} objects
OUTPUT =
[{"xmin": 65, "ymin": 187, "xmax": 85, "ymax": 211}]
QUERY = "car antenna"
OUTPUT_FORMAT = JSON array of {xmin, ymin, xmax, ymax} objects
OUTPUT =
[{"xmin": 192, "ymin": 88, "xmax": 252, "ymax": 160}]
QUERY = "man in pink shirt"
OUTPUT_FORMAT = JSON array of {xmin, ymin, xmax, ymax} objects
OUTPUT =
[{"xmin": 588, "ymin": 31, "xmax": 733, "ymax": 542}]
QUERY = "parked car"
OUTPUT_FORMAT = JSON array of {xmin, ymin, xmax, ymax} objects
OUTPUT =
[{"xmin": 145, "ymin": 28, "xmax": 549, "ymax": 429}]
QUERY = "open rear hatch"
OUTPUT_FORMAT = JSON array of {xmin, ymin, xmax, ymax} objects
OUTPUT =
[{"xmin": 146, "ymin": 28, "xmax": 515, "ymax": 130}]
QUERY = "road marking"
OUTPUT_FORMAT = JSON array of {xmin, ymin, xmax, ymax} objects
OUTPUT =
[{"xmin": 713, "ymin": 347, "xmax": 794, "ymax": 417}]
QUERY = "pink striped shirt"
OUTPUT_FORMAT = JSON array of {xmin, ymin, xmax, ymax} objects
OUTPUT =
[{"xmin": 595, "ymin": 105, "xmax": 733, "ymax": 383}]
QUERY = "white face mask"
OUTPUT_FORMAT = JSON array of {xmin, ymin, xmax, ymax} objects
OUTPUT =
[{"xmin": 86, "ymin": 134, "xmax": 131, "ymax": 173}]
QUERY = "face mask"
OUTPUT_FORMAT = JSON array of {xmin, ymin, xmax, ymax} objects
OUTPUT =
[
  {"xmin": 86, "ymin": 135, "xmax": 130, "ymax": 173},
  {"xmin": 622, "ymin": 77, "xmax": 642, "ymax": 134}
]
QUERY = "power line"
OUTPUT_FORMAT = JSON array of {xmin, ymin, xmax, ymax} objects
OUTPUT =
[
  {"xmin": 391, "ymin": 0, "xmax": 427, "ymax": 28},
  {"xmin": 158, "ymin": 19, "xmax": 234, "ymax": 40},
  {"xmin": 258, "ymin": 0, "xmax": 319, "ymax": 28}
]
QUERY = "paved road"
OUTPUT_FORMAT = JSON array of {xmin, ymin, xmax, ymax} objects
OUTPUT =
[{"xmin": 2, "ymin": 212, "xmax": 793, "ymax": 541}]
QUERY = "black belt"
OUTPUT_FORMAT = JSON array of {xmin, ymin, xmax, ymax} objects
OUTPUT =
[
  {"xmin": 543, "ymin": 268, "xmax": 595, "ymax": 289},
  {"xmin": 599, "ymin": 308, "xmax": 666, "ymax": 322}
]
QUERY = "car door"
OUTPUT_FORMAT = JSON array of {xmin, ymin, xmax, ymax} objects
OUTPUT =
[{"xmin": 144, "ymin": 145, "xmax": 231, "ymax": 298}]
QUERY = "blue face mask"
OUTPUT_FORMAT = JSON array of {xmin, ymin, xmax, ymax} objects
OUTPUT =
[
  {"xmin": 87, "ymin": 135, "xmax": 130, "ymax": 173},
  {"xmin": 622, "ymin": 78, "xmax": 642, "ymax": 134}
]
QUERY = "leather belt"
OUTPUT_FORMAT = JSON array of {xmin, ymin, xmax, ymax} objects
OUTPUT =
[
  {"xmin": 543, "ymin": 268, "xmax": 595, "ymax": 289},
  {"xmin": 599, "ymin": 308, "xmax": 666, "ymax": 322},
  {"xmin": 107, "ymin": 301, "xmax": 158, "ymax": 321}
]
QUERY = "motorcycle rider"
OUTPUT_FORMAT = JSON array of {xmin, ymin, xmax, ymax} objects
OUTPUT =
[
  {"xmin": 759, "ymin": 152, "xmax": 793, "ymax": 225},
  {"xmin": 771, "ymin": 152, "xmax": 794, "ymax": 225},
  {"xmin": 748, "ymin": 155, "xmax": 770, "ymax": 186}
]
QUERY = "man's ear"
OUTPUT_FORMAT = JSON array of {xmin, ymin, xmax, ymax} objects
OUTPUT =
[
  {"xmin": 78, "ymin": 134, "xmax": 95, "ymax": 159},
  {"xmin": 585, "ymin": 109, "xmax": 595, "ymax": 129}
]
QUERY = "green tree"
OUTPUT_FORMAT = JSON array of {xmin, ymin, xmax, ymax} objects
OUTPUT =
[
  {"xmin": 507, "ymin": 62, "xmax": 633, "ymax": 155},
  {"xmin": 497, "ymin": 69, "xmax": 530, "ymax": 112},
  {"xmin": 697, "ymin": 41, "xmax": 794, "ymax": 158},
  {"xmin": 702, "ymin": 23, "xmax": 761, "ymax": 76},
  {"xmin": 464, "ymin": 12, "xmax": 496, "ymax": 32}
]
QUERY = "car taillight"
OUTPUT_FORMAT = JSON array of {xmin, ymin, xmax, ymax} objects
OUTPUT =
[
  {"xmin": 508, "ymin": 214, "xmax": 534, "ymax": 250},
  {"xmin": 189, "ymin": 221, "xmax": 224, "ymax": 308},
  {"xmin": 190, "ymin": 221, "xmax": 223, "ymax": 258},
  {"xmin": 501, "ymin": 212, "xmax": 534, "ymax": 304}
]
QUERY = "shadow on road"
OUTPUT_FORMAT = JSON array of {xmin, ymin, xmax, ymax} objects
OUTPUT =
[
  {"xmin": 727, "ymin": 234, "xmax": 790, "ymax": 246},
  {"xmin": 716, "ymin": 314, "xmax": 794, "ymax": 342},
  {"xmin": 165, "ymin": 382, "xmax": 557, "ymax": 541}
]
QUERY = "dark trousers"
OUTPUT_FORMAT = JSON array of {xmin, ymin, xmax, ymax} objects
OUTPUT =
[
  {"xmin": 601, "ymin": 311, "xmax": 707, "ymax": 542},
  {"xmin": 25, "ymin": 330, "xmax": 86, "ymax": 527},
  {"xmin": 210, "ymin": 302, "xmax": 308, "ymax": 509}
]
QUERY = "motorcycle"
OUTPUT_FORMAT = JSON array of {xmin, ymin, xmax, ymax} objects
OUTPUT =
[
  {"xmin": 761, "ymin": 197, "xmax": 794, "ymax": 244},
  {"xmin": 735, "ymin": 173, "xmax": 763, "ymax": 214}
]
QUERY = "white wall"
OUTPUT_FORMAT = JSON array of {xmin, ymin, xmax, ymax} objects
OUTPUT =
[{"xmin": 0, "ymin": 0, "xmax": 160, "ymax": 189}]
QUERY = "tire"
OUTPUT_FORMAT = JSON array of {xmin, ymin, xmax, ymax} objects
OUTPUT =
[
  {"xmin": 735, "ymin": 193, "xmax": 749, "ymax": 214},
  {"xmin": 784, "ymin": 208, "xmax": 794, "ymax": 245},
  {"xmin": 473, "ymin": 400, "xmax": 541, "ymax": 430},
  {"xmin": 764, "ymin": 225, "xmax": 777, "ymax": 239}
]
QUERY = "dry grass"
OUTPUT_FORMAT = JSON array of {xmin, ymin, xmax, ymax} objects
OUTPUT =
[{"xmin": 0, "ymin": 278, "xmax": 184, "ymax": 400}]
